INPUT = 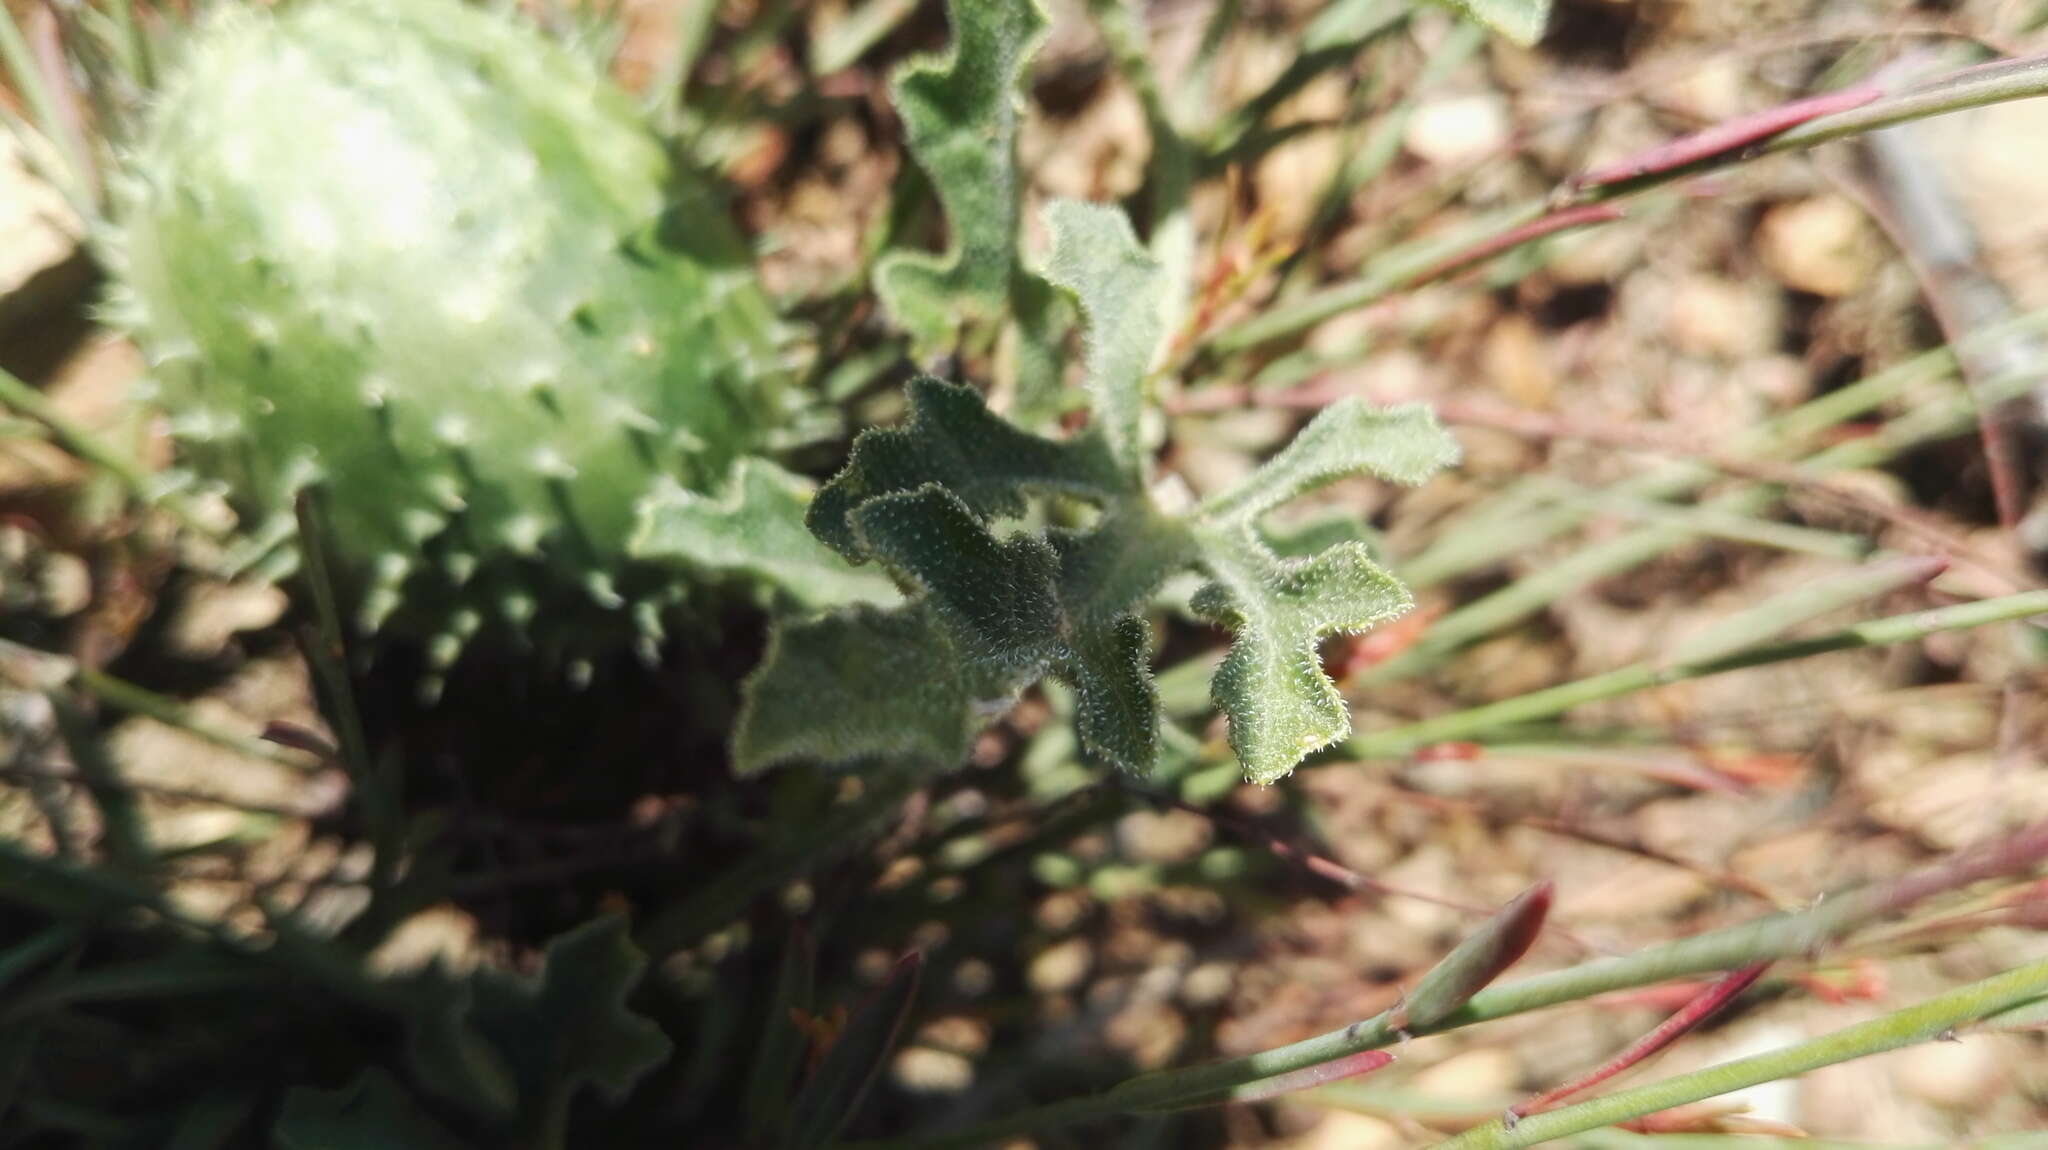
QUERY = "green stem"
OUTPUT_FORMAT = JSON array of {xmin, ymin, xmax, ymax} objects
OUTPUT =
[
  {"xmin": 0, "ymin": 367, "xmax": 212, "ymax": 535},
  {"xmin": 1762, "ymin": 52, "xmax": 2048, "ymax": 155},
  {"xmin": 1088, "ymin": 0, "xmax": 1195, "ymax": 335},
  {"xmin": 45, "ymin": 691, "xmax": 151, "ymax": 874},
  {"xmin": 1206, "ymin": 51, "xmax": 2048, "ymax": 354},
  {"xmin": 1369, "ymin": 357, "xmax": 2048, "ymax": 683},
  {"xmin": 74, "ymin": 668, "xmax": 315, "ymax": 771},
  {"xmin": 1398, "ymin": 303, "xmax": 2048, "ymax": 590},
  {"xmin": 0, "ymin": 3, "xmax": 90, "ymax": 209},
  {"xmin": 1434, "ymin": 959, "xmax": 2048, "ymax": 1149},
  {"xmin": 857, "ymin": 820, "xmax": 2048, "ymax": 1148},
  {"xmin": 638, "ymin": 768, "xmax": 924, "ymax": 956},
  {"xmin": 648, "ymin": 0, "xmax": 719, "ymax": 131},
  {"xmin": 1345, "ymin": 589, "xmax": 2048, "ymax": 758}
]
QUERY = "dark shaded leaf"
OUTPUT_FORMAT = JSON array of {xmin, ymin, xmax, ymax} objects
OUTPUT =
[{"xmin": 275, "ymin": 1069, "xmax": 470, "ymax": 1150}]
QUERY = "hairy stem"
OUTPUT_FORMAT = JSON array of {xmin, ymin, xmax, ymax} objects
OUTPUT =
[
  {"xmin": 1206, "ymin": 50, "xmax": 2048, "ymax": 354},
  {"xmin": 1435, "ymin": 958, "xmax": 2048, "ymax": 1149},
  {"xmin": 854, "ymin": 820, "xmax": 2048, "ymax": 1148},
  {"xmin": 1343, "ymin": 586, "xmax": 2045, "ymax": 759}
]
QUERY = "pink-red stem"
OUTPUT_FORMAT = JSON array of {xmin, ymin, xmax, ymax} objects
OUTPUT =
[{"xmin": 1513, "ymin": 962, "xmax": 1772, "ymax": 1119}]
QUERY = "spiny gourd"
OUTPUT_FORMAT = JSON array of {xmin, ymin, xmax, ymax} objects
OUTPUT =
[{"xmin": 104, "ymin": 0, "xmax": 787, "ymax": 678}]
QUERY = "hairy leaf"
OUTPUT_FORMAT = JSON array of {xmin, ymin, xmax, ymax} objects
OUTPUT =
[
  {"xmin": 748, "ymin": 251, "xmax": 1453, "ymax": 782},
  {"xmin": 744, "ymin": 0, "xmax": 1459, "ymax": 785},
  {"xmin": 808, "ymin": 377, "xmax": 1124, "ymax": 560},
  {"xmin": 1042, "ymin": 200, "xmax": 1168, "ymax": 475},
  {"xmin": 630, "ymin": 458, "xmax": 899, "ymax": 609},
  {"xmin": 1197, "ymin": 402, "xmax": 1458, "ymax": 527},
  {"xmin": 1056, "ymin": 614, "xmax": 1160, "ymax": 776},
  {"xmin": 1191, "ymin": 541, "xmax": 1413, "ymax": 783},
  {"xmin": 752, "ymin": 488, "xmax": 1180, "ymax": 775},
  {"xmin": 1051, "ymin": 505, "xmax": 1201, "ymax": 624},
  {"xmin": 851, "ymin": 485, "xmax": 1063, "ymax": 673},
  {"xmin": 735, "ymin": 603, "xmax": 996, "ymax": 773},
  {"xmin": 875, "ymin": 0, "xmax": 1049, "ymax": 350},
  {"xmin": 1193, "ymin": 401, "xmax": 1458, "ymax": 782},
  {"xmin": 465, "ymin": 916, "xmax": 671, "ymax": 1114},
  {"xmin": 1433, "ymin": 0, "xmax": 1550, "ymax": 46},
  {"xmin": 406, "ymin": 917, "xmax": 670, "ymax": 1135},
  {"xmin": 274, "ymin": 1070, "xmax": 469, "ymax": 1150}
]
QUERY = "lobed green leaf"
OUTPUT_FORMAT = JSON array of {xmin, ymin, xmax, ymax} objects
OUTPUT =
[
  {"xmin": 1042, "ymin": 200, "xmax": 1169, "ymax": 476},
  {"xmin": 874, "ymin": 0, "xmax": 1049, "ymax": 351},
  {"xmin": 851, "ymin": 484, "xmax": 1063, "ymax": 673},
  {"xmin": 1191, "ymin": 540, "xmax": 1414, "ymax": 783},
  {"xmin": 1191, "ymin": 400, "xmax": 1458, "ymax": 782},
  {"xmin": 274, "ymin": 1070, "xmax": 469, "ymax": 1150},
  {"xmin": 404, "ymin": 917, "xmax": 670, "ymax": 1133},
  {"xmin": 734, "ymin": 603, "xmax": 998, "ymax": 774},
  {"xmin": 630, "ymin": 458, "xmax": 899, "ymax": 609},
  {"xmin": 1196, "ymin": 401, "xmax": 1459, "ymax": 528},
  {"xmin": 807, "ymin": 377, "xmax": 1124, "ymax": 561}
]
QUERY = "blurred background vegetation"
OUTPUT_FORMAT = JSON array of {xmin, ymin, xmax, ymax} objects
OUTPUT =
[{"xmin": 3, "ymin": 0, "xmax": 2048, "ymax": 1146}]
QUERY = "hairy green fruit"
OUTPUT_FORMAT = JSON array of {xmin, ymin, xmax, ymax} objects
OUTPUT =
[{"xmin": 106, "ymin": 0, "xmax": 786, "ymax": 669}]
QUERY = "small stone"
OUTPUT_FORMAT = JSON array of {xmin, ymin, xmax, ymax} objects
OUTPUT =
[
  {"xmin": 1114, "ymin": 808, "xmax": 1212, "ymax": 865},
  {"xmin": 1869, "ymin": 753, "xmax": 2048, "ymax": 850},
  {"xmin": 1103, "ymin": 1000, "xmax": 1186, "ymax": 1070},
  {"xmin": 1405, "ymin": 94, "xmax": 1512, "ymax": 168},
  {"xmin": 918, "ymin": 1014, "xmax": 991, "ymax": 1057},
  {"xmin": 1757, "ymin": 196, "xmax": 1877, "ymax": 297},
  {"xmin": 368, "ymin": 904, "xmax": 481, "ymax": 975},
  {"xmin": 0, "ymin": 128, "xmax": 87, "ymax": 332},
  {"xmin": 892, "ymin": 1047, "xmax": 975, "ymax": 1094},
  {"xmin": 1893, "ymin": 1035, "xmax": 2007, "ymax": 1109},
  {"xmin": 1666, "ymin": 56, "xmax": 1747, "ymax": 122},
  {"xmin": 1667, "ymin": 274, "xmax": 1782, "ymax": 358},
  {"xmin": 1028, "ymin": 937, "xmax": 1093, "ymax": 993},
  {"xmin": 1287, "ymin": 1111, "xmax": 1404, "ymax": 1150},
  {"xmin": 1179, "ymin": 960, "xmax": 1235, "ymax": 1007},
  {"xmin": 1407, "ymin": 1047, "xmax": 1521, "ymax": 1102},
  {"xmin": 167, "ymin": 581, "xmax": 290, "ymax": 658},
  {"xmin": 1546, "ymin": 221, "xmax": 1643, "ymax": 286},
  {"xmin": 1481, "ymin": 315, "xmax": 1554, "ymax": 407}
]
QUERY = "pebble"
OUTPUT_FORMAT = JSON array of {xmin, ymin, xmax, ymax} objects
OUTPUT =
[
  {"xmin": 1407, "ymin": 1046, "xmax": 1521, "ymax": 1101},
  {"xmin": 1894, "ymin": 1035, "xmax": 2007, "ymax": 1109},
  {"xmin": 1027, "ymin": 937, "xmax": 1093, "ymax": 994},
  {"xmin": 1406, "ymin": 94, "xmax": 1512, "ymax": 168},
  {"xmin": 1667, "ymin": 274, "xmax": 1783, "ymax": 359},
  {"xmin": 1114, "ymin": 808, "xmax": 1212, "ymax": 865},
  {"xmin": 892, "ymin": 1047, "xmax": 975, "ymax": 1094},
  {"xmin": 1288, "ymin": 1111, "xmax": 1404, "ymax": 1150},
  {"xmin": 1758, "ymin": 196, "xmax": 1877, "ymax": 298},
  {"xmin": 0, "ymin": 128, "xmax": 86, "ymax": 332}
]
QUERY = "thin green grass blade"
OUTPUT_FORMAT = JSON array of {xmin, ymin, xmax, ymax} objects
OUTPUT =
[{"xmin": 785, "ymin": 952, "xmax": 924, "ymax": 1150}]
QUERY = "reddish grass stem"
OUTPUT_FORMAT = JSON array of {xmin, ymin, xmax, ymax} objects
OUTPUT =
[
  {"xmin": 1573, "ymin": 84, "xmax": 1883, "ymax": 189},
  {"xmin": 1512, "ymin": 961, "xmax": 1771, "ymax": 1119}
]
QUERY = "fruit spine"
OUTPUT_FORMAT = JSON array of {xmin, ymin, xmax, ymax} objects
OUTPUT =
[{"xmin": 105, "ymin": 0, "xmax": 785, "ymax": 674}]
